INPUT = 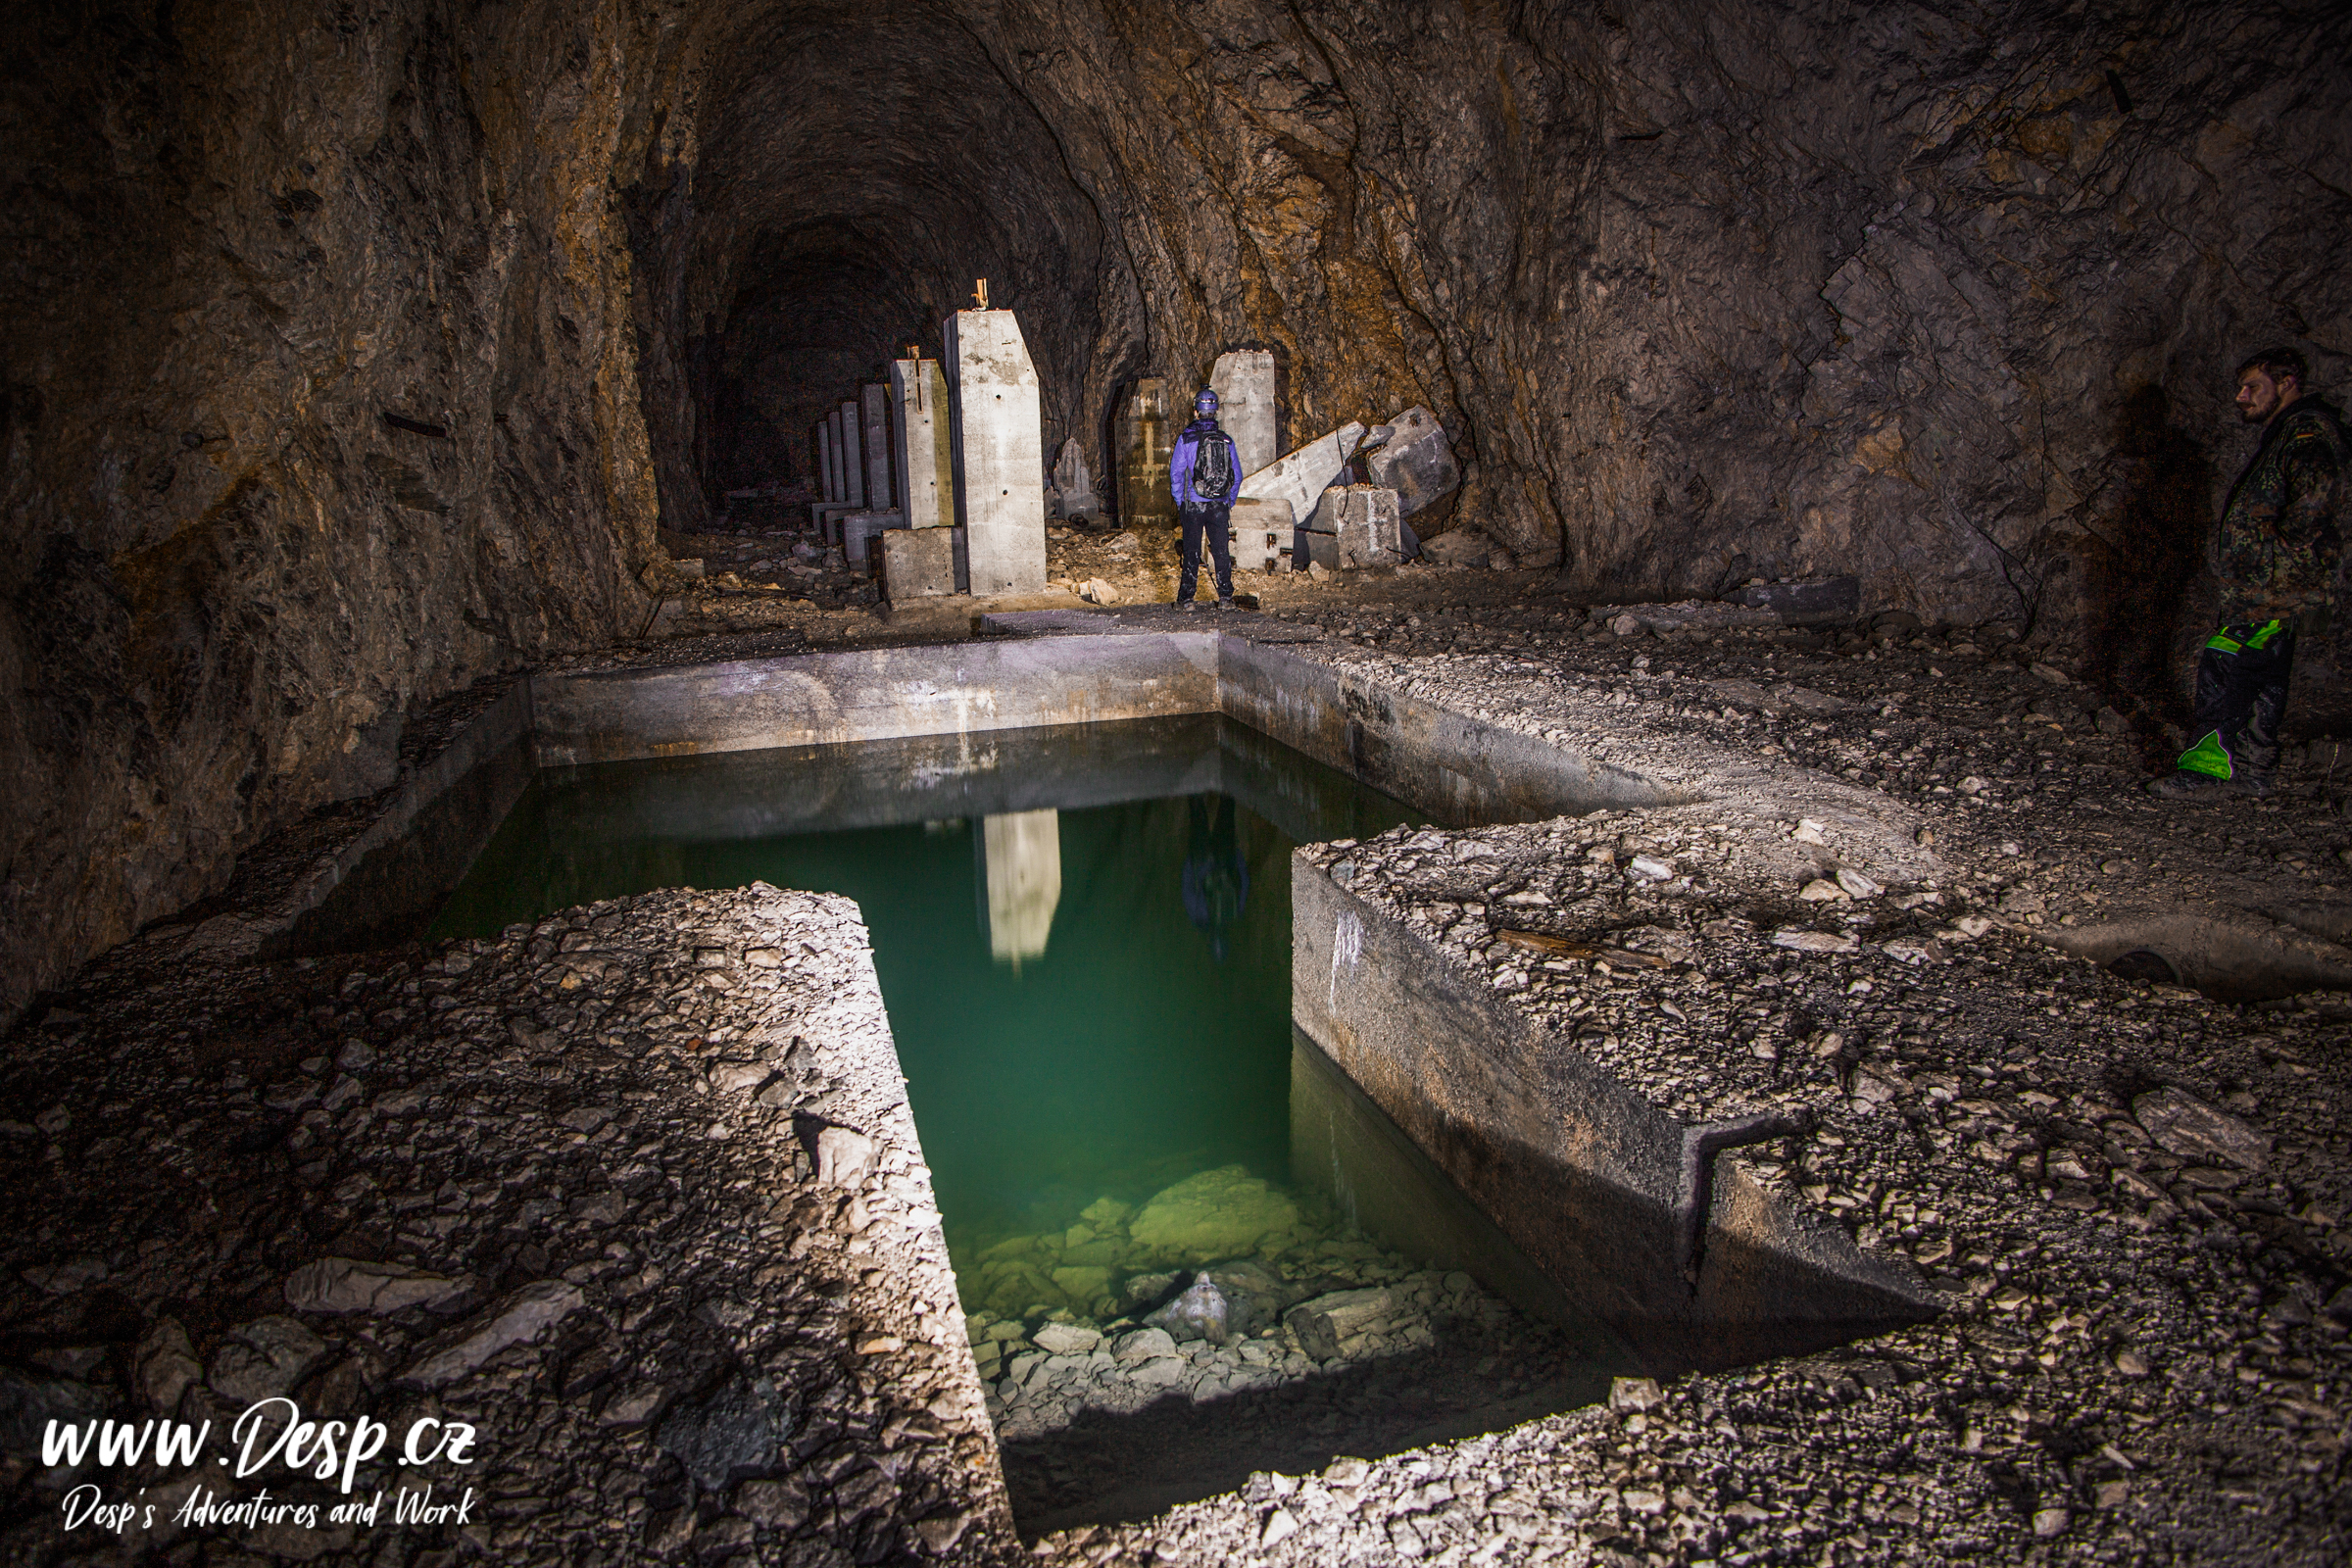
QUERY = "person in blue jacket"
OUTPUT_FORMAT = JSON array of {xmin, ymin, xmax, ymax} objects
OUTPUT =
[{"xmin": 1168, "ymin": 388, "xmax": 1242, "ymax": 610}]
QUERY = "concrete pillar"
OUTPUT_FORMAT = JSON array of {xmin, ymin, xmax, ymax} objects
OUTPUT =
[
  {"xmin": 813, "ymin": 424, "xmax": 830, "ymax": 500},
  {"xmin": 1115, "ymin": 378, "xmax": 1177, "ymax": 530},
  {"xmin": 861, "ymin": 384, "xmax": 892, "ymax": 518},
  {"xmin": 944, "ymin": 309, "xmax": 1048, "ymax": 596},
  {"xmin": 891, "ymin": 356, "xmax": 955, "ymax": 530},
  {"xmin": 839, "ymin": 399, "xmax": 864, "ymax": 510},
  {"xmin": 821, "ymin": 417, "xmax": 841, "ymax": 503},
  {"xmin": 1209, "ymin": 349, "xmax": 1278, "ymax": 479}
]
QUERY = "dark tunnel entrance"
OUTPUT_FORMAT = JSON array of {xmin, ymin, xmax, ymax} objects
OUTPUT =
[{"xmin": 622, "ymin": 1, "xmax": 1129, "ymax": 533}]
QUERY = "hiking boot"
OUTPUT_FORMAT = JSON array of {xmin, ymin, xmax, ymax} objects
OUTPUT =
[
  {"xmin": 1175, "ymin": 599, "xmax": 1200, "ymax": 612},
  {"xmin": 1215, "ymin": 596, "xmax": 1236, "ymax": 611}
]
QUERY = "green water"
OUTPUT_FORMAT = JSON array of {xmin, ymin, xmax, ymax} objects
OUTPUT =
[{"xmin": 428, "ymin": 715, "xmax": 1422, "ymax": 1268}]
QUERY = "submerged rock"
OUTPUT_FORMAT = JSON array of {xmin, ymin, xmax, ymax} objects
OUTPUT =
[{"xmin": 1128, "ymin": 1165, "xmax": 1300, "ymax": 1261}]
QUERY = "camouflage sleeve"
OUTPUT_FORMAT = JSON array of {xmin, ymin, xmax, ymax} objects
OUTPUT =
[{"xmin": 2278, "ymin": 431, "xmax": 2343, "ymax": 557}]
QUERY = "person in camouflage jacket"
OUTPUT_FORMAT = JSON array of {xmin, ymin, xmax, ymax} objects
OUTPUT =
[{"xmin": 2152, "ymin": 347, "xmax": 2346, "ymax": 799}]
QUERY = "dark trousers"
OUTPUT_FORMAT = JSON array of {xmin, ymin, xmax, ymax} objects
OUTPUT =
[
  {"xmin": 2179, "ymin": 619, "xmax": 2296, "ymax": 780},
  {"xmin": 1179, "ymin": 504, "xmax": 1234, "ymax": 602}
]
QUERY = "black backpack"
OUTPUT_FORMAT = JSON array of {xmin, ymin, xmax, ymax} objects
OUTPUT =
[{"xmin": 1194, "ymin": 431, "xmax": 1238, "ymax": 501}]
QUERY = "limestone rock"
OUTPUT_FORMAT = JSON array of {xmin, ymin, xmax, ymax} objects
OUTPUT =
[
  {"xmin": 658, "ymin": 1374, "xmax": 794, "ymax": 1491},
  {"xmin": 135, "ymin": 1319, "xmax": 204, "ymax": 1413},
  {"xmin": 814, "ymin": 1125, "xmax": 876, "ymax": 1187},
  {"xmin": 284, "ymin": 1257, "xmax": 472, "ymax": 1315},
  {"xmin": 1420, "ymin": 530, "xmax": 1493, "ymax": 569},
  {"xmin": 2133, "ymin": 1089, "xmax": 2271, "ymax": 1171},
  {"xmin": 1128, "ymin": 1166, "xmax": 1300, "ymax": 1261},
  {"xmin": 397, "ymin": 1281, "xmax": 585, "ymax": 1390},
  {"xmin": 0, "ymin": 1371, "xmax": 107, "ymax": 1461},
  {"xmin": 1031, "ymin": 1322, "xmax": 1102, "ymax": 1355},
  {"xmin": 210, "ymin": 1316, "xmax": 328, "ymax": 1403}
]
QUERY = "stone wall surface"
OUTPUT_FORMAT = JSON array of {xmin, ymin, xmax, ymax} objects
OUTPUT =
[
  {"xmin": 6, "ymin": 0, "xmax": 2348, "ymax": 1017},
  {"xmin": 0, "ymin": 1, "xmax": 670, "ymax": 1021}
]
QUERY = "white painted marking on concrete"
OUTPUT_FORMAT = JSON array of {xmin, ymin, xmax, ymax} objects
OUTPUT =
[{"xmin": 1330, "ymin": 909, "xmax": 1362, "ymax": 1006}]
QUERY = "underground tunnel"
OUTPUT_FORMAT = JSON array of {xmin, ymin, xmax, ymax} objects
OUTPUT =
[{"xmin": 3, "ymin": 2, "xmax": 2351, "ymax": 1564}]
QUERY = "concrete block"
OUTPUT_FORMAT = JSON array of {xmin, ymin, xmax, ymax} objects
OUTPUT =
[
  {"xmin": 842, "ymin": 510, "xmax": 906, "ymax": 575},
  {"xmin": 1208, "ymin": 349, "xmax": 1278, "ymax": 478},
  {"xmin": 1115, "ymin": 378, "xmax": 1177, "ymax": 530},
  {"xmin": 1239, "ymin": 421, "xmax": 1366, "ymax": 525},
  {"xmin": 891, "ymin": 357, "xmax": 954, "ymax": 529},
  {"xmin": 944, "ymin": 308, "xmax": 1048, "ymax": 595},
  {"xmin": 838, "ymin": 399, "xmax": 864, "ymax": 509},
  {"xmin": 1231, "ymin": 496, "xmax": 1293, "ymax": 574},
  {"xmin": 823, "ymin": 415, "xmax": 844, "ymax": 503},
  {"xmin": 1362, "ymin": 406, "xmax": 1459, "ymax": 518},
  {"xmin": 861, "ymin": 384, "xmax": 891, "ymax": 518},
  {"xmin": 881, "ymin": 525, "xmax": 957, "ymax": 600},
  {"xmin": 814, "ymin": 424, "xmax": 833, "ymax": 502},
  {"xmin": 1724, "ymin": 576, "xmax": 1860, "ymax": 623},
  {"xmin": 1317, "ymin": 484, "xmax": 1404, "ymax": 567},
  {"xmin": 1293, "ymin": 527, "xmax": 1341, "ymax": 571}
]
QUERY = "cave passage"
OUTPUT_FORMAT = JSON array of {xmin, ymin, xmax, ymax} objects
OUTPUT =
[{"xmin": 632, "ymin": 1, "xmax": 1120, "ymax": 522}]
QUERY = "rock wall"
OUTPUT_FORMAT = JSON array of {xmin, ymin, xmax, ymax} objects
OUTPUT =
[
  {"xmin": 6, "ymin": 0, "xmax": 2346, "ymax": 1017},
  {"xmin": 633, "ymin": 0, "xmax": 2345, "ymax": 627},
  {"xmin": 0, "ymin": 1, "xmax": 670, "ymax": 1021}
]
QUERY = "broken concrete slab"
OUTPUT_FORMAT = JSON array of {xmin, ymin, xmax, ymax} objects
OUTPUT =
[
  {"xmin": 1361, "ymin": 407, "xmax": 1459, "ymax": 518},
  {"xmin": 1724, "ymin": 576, "xmax": 1860, "ymax": 623},
  {"xmin": 1238, "ymin": 421, "xmax": 1366, "ymax": 525},
  {"xmin": 839, "ymin": 399, "xmax": 865, "ymax": 510},
  {"xmin": 1208, "ymin": 349, "xmax": 1278, "ymax": 478}
]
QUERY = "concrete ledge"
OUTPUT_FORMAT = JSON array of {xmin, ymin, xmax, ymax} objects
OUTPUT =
[
  {"xmin": 1292, "ymin": 857, "xmax": 1933, "ymax": 1373},
  {"xmin": 531, "ymin": 634, "xmax": 1220, "ymax": 765},
  {"xmin": 1218, "ymin": 635, "xmax": 1695, "ymax": 824}
]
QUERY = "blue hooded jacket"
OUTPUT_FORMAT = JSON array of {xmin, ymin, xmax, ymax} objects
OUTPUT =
[{"xmin": 1169, "ymin": 401, "xmax": 1239, "ymax": 510}]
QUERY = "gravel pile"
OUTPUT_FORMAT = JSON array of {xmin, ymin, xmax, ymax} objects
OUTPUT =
[{"xmin": 0, "ymin": 885, "xmax": 1013, "ymax": 1564}]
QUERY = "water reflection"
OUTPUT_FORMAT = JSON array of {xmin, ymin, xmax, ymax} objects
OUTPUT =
[
  {"xmin": 1181, "ymin": 795, "xmax": 1250, "ymax": 961},
  {"xmin": 983, "ymin": 808, "xmax": 1062, "ymax": 968}
]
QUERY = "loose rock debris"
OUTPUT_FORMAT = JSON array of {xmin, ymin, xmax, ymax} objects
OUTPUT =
[
  {"xmin": 0, "ymin": 886, "xmax": 1013, "ymax": 1564},
  {"xmin": 3, "ymin": 586, "xmax": 2349, "ymax": 1565}
]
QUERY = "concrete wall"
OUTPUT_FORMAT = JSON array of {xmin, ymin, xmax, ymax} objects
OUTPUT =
[
  {"xmin": 1215, "ymin": 636, "xmax": 1692, "ymax": 824},
  {"xmin": 531, "ymin": 635, "xmax": 1219, "ymax": 765},
  {"xmin": 1292, "ymin": 858, "xmax": 1933, "ymax": 1374}
]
